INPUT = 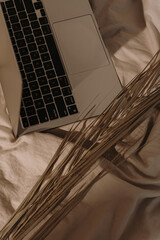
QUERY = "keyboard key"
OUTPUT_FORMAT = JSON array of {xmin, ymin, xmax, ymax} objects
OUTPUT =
[
  {"xmin": 9, "ymin": 29, "xmax": 13, "ymax": 37},
  {"xmin": 27, "ymin": 72, "xmax": 36, "ymax": 81},
  {"xmin": 6, "ymin": 21, "xmax": 11, "ymax": 29},
  {"xmin": 35, "ymin": 68, "xmax": 45, "ymax": 77},
  {"xmin": 44, "ymin": 94, "xmax": 53, "ymax": 104},
  {"xmin": 20, "ymin": 70, "xmax": 25, "ymax": 78},
  {"xmin": 41, "ymin": 85, "xmax": 50, "ymax": 95},
  {"xmin": 42, "ymin": 25, "xmax": 51, "ymax": 35},
  {"xmin": 45, "ymin": 34, "xmax": 65, "ymax": 76},
  {"xmin": 30, "ymin": 51, "xmax": 40, "ymax": 60},
  {"xmin": 15, "ymin": 0, "xmax": 25, "ymax": 11},
  {"xmin": 23, "ymin": 27, "xmax": 32, "ymax": 35},
  {"xmin": 62, "ymin": 87, "xmax": 72, "ymax": 96},
  {"xmin": 22, "ymin": 55, "xmax": 31, "ymax": 65},
  {"xmin": 58, "ymin": 76, "xmax": 69, "ymax": 87},
  {"xmin": 26, "ymin": 106, "xmax": 36, "ymax": 116},
  {"xmin": 23, "ymin": 79, "xmax": 28, "ymax": 88},
  {"xmin": 54, "ymin": 96, "xmax": 68, "ymax": 117},
  {"xmin": 44, "ymin": 61, "xmax": 53, "ymax": 70},
  {"xmin": 49, "ymin": 78, "xmax": 58, "ymax": 88},
  {"xmin": 20, "ymin": 107, "xmax": 26, "ymax": 117},
  {"xmin": 24, "ymin": 64, "xmax": 34, "ymax": 73},
  {"xmin": 8, "ymin": 28, "xmax": 13, "ymax": 36},
  {"xmin": 28, "ymin": 115, "xmax": 39, "ymax": 126},
  {"xmin": 8, "ymin": 8, "xmax": 16, "ymax": 16},
  {"xmin": 39, "ymin": 17, "xmax": 48, "ymax": 25},
  {"xmin": 35, "ymin": 99, "xmax": 44, "ymax": 109},
  {"xmin": 33, "ymin": 29, "xmax": 42, "ymax": 37},
  {"xmin": 15, "ymin": 31, "xmax": 23, "ymax": 40},
  {"xmin": 32, "ymin": 90, "xmax": 41, "ymax": 99},
  {"xmin": 38, "ymin": 76, "xmax": 47, "ymax": 86},
  {"xmin": 46, "ymin": 103, "xmax": 58, "ymax": 120},
  {"xmin": 6, "ymin": 1, "xmax": 14, "ymax": 8},
  {"xmin": 52, "ymin": 87, "xmax": 61, "ymax": 97},
  {"xmin": 23, "ymin": 97, "xmax": 33, "ymax": 107},
  {"xmin": 11, "ymin": 36, "xmax": 16, "ymax": 44},
  {"xmin": 41, "ymin": 53, "xmax": 50, "ymax": 62},
  {"xmin": 68, "ymin": 105, "xmax": 78, "ymax": 115},
  {"xmin": 12, "ymin": 23, "xmax": 21, "ymax": 32},
  {"xmin": 38, "ymin": 45, "xmax": 47, "ymax": 53},
  {"xmin": 33, "ymin": 59, "xmax": 42, "ymax": 68},
  {"xmin": 13, "ymin": 41, "xmax": 19, "ymax": 51},
  {"xmin": 18, "ymin": 11, "xmax": 27, "ymax": 19},
  {"xmin": 28, "ymin": 13, "xmax": 37, "ymax": 21},
  {"xmin": 34, "ymin": 2, "xmax": 43, "ymax": 9},
  {"xmin": 1, "ymin": 2, "xmax": 7, "ymax": 13},
  {"xmin": 31, "ymin": 21, "xmax": 40, "ymax": 29},
  {"xmin": 4, "ymin": 13, "xmax": 9, "ymax": 21},
  {"xmin": 10, "ymin": 15, "xmax": 19, "ymax": 23},
  {"xmin": 22, "ymin": 88, "xmax": 30, "ymax": 98},
  {"xmin": 46, "ymin": 70, "xmax": 56, "ymax": 79},
  {"xmin": 37, "ymin": 108, "xmax": 49, "ymax": 123},
  {"xmin": 36, "ymin": 36, "xmax": 45, "ymax": 45},
  {"xmin": 26, "ymin": 34, "xmax": 34, "ymax": 43},
  {"xmin": 19, "ymin": 47, "xmax": 28, "ymax": 56},
  {"xmin": 21, "ymin": 19, "xmax": 29, "ymax": 27},
  {"xmin": 21, "ymin": 117, "xmax": 29, "ymax": 128},
  {"xmin": 40, "ymin": 9, "xmax": 46, "ymax": 17},
  {"xmin": 28, "ymin": 43, "xmax": 37, "ymax": 51},
  {"xmin": 17, "ymin": 61, "xmax": 23, "ymax": 69},
  {"xmin": 29, "ymin": 81, "xmax": 39, "ymax": 90},
  {"xmin": 23, "ymin": 0, "xmax": 35, "ymax": 13},
  {"xmin": 17, "ymin": 39, "xmax": 26, "ymax": 48},
  {"xmin": 65, "ymin": 96, "xmax": 75, "ymax": 105},
  {"xmin": 15, "ymin": 53, "xmax": 20, "ymax": 61}
]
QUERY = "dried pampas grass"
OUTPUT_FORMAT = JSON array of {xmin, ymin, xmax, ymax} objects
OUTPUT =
[{"xmin": 0, "ymin": 50, "xmax": 160, "ymax": 240}]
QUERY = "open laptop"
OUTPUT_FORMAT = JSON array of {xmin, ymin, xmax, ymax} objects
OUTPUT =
[{"xmin": 0, "ymin": 0, "xmax": 122, "ymax": 137}]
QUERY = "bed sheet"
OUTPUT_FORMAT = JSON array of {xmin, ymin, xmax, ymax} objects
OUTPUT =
[{"xmin": 0, "ymin": 0, "xmax": 160, "ymax": 239}]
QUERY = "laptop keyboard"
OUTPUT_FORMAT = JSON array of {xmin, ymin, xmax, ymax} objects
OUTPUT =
[{"xmin": 1, "ymin": 0, "xmax": 78, "ymax": 129}]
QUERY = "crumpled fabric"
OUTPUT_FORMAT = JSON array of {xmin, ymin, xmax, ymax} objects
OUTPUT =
[{"xmin": 0, "ymin": 0, "xmax": 160, "ymax": 239}]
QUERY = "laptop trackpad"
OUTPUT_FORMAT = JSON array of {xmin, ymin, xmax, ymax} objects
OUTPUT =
[{"xmin": 53, "ymin": 15, "xmax": 109, "ymax": 75}]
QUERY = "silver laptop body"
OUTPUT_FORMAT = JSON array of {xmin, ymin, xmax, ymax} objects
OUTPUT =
[{"xmin": 0, "ymin": 0, "xmax": 122, "ymax": 137}]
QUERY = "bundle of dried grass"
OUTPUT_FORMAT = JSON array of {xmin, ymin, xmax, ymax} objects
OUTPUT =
[{"xmin": 0, "ymin": 50, "xmax": 160, "ymax": 240}]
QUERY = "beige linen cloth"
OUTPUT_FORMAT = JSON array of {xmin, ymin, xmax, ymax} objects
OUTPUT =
[{"xmin": 0, "ymin": 0, "xmax": 160, "ymax": 239}]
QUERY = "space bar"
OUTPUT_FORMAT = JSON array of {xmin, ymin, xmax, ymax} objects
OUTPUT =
[{"xmin": 45, "ymin": 34, "xmax": 65, "ymax": 76}]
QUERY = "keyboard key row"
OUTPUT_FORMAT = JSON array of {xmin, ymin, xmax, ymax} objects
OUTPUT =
[
  {"xmin": 22, "ymin": 85, "xmax": 76, "ymax": 105},
  {"xmin": 5, "ymin": 1, "xmax": 14, "ymax": 9},
  {"xmin": 21, "ymin": 98, "xmax": 78, "ymax": 126},
  {"xmin": 22, "ymin": 84, "xmax": 73, "ymax": 100}
]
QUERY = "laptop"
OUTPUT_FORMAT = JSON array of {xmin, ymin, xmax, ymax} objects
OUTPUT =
[{"xmin": 0, "ymin": 0, "xmax": 122, "ymax": 137}]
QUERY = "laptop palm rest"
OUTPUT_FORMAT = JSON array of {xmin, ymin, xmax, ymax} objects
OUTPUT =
[{"xmin": 53, "ymin": 15, "xmax": 109, "ymax": 75}]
